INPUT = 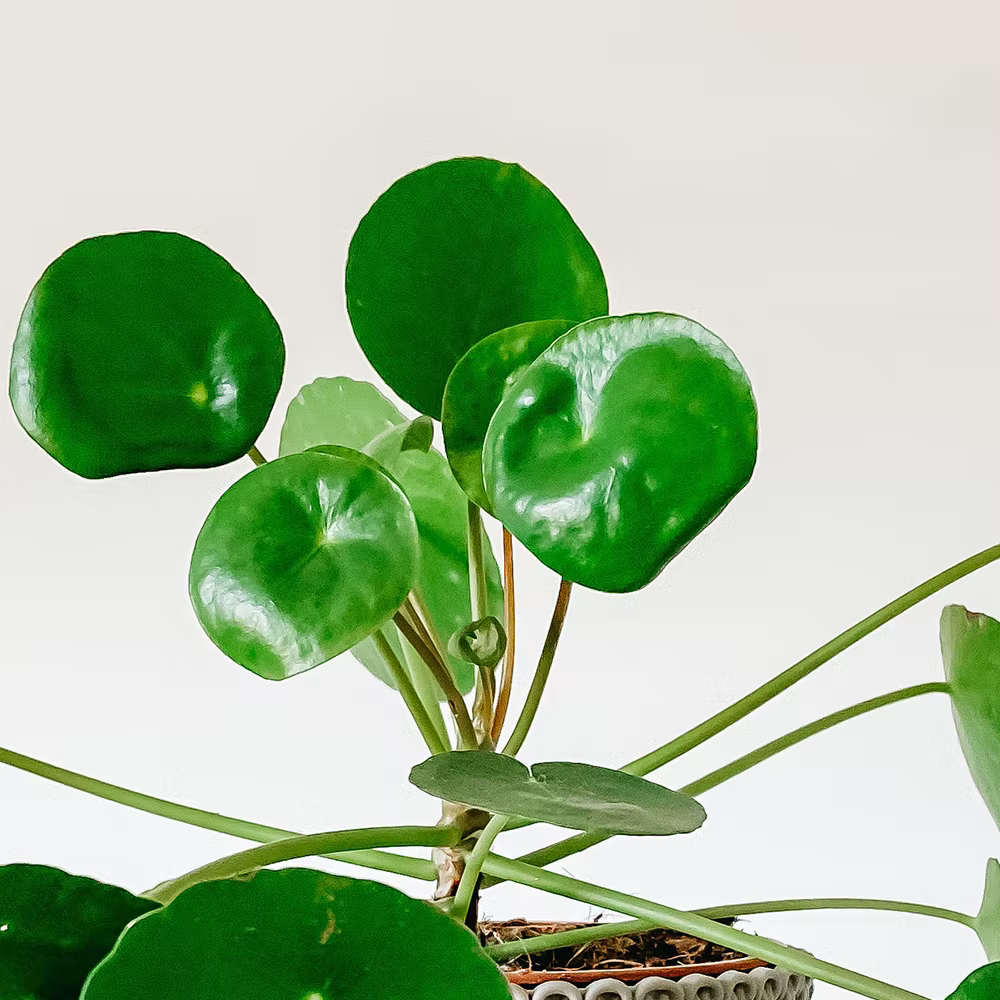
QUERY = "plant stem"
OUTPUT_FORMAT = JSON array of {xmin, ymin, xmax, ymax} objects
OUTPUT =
[
  {"xmin": 374, "ymin": 629, "xmax": 449, "ymax": 755},
  {"xmin": 467, "ymin": 501, "xmax": 495, "ymax": 742},
  {"xmin": 247, "ymin": 445, "xmax": 267, "ymax": 466},
  {"xmin": 147, "ymin": 824, "xmax": 460, "ymax": 904},
  {"xmin": 394, "ymin": 611, "xmax": 478, "ymax": 748},
  {"xmin": 479, "ymin": 856, "xmax": 931, "ymax": 1000},
  {"xmin": 395, "ymin": 599, "xmax": 451, "ymax": 749},
  {"xmin": 0, "ymin": 744, "xmax": 435, "ymax": 881},
  {"xmin": 506, "ymin": 681, "xmax": 951, "ymax": 875},
  {"xmin": 451, "ymin": 813, "xmax": 508, "ymax": 925},
  {"xmin": 491, "ymin": 528, "xmax": 517, "ymax": 745},
  {"xmin": 485, "ymin": 894, "xmax": 976, "ymax": 964},
  {"xmin": 502, "ymin": 579, "xmax": 573, "ymax": 756},
  {"xmin": 623, "ymin": 542, "xmax": 1000, "ymax": 778},
  {"xmin": 682, "ymin": 681, "xmax": 950, "ymax": 797}
]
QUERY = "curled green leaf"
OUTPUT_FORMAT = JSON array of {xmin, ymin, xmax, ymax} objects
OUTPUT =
[
  {"xmin": 189, "ymin": 450, "xmax": 419, "ymax": 680},
  {"xmin": 448, "ymin": 616, "xmax": 507, "ymax": 670}
]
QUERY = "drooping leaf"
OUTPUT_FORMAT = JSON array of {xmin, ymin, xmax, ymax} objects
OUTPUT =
[
  {"xmin": 279, "ymin": 376, "xmax": 404, "ymax": 458},
  {"xmin": 10, "ymin": 231, "xmax": 284, "ymax": 479},
  {"xmin": 346, "ymin": 157, "xmax": 609, "ymax": 417},
  {"xmin": 442, "ymin": 319, "xmax": 576, "ymax": 511},
  {"xmin": 974, "ymin": 859, "xmax": 1000, "ymax": 960},
  {"xmin": 81, "ymin": 870, "xmax": 509, "ymax": 1000},
  {"xmin": 409, "ymin": 752, "xmax": 706, "ymax": 836},
  {"xmin": 0, "ymin": 863, "xmax": 157, "ymax": 1000},
  {"xmin": 940, "ymin": 605, "xmax": 1000, "ymax": 828},
  {"xmin": 483, "ymin": 312, "xmax": 758, "ymax": 593},
  {"xmin": 189, "ymin": 450, "xmax": 418, "ymax": 680},
  {"xmin": 947, "ymin": 963, "xmax": 1000, "ymax": 999}
]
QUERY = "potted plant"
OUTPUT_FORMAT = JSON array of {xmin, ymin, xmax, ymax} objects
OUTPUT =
[{"xmin": 3, "ymin": 155, "xmax": 1000, "ymax": 1000}]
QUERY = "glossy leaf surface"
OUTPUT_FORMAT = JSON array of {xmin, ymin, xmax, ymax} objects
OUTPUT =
[
  {"xmin": 483, "ymin": 313, "xmax": 758, "ymax": 592},
  {"xmin": 975, "ymin": 859, "xmax": 1000, "ymax": 960},
  {"xmin": 81, "ymin": 869, "xmax": 509, "ymax": 1000},
  {"xmin": 346, "ymin": 157, "xmax": 608, "ymax": 417},
  {"xmin": 941, "ymin": 605, "xmax": 1000, "ymax": 828},
  {"xmin": 442, "ymin": 319, "xmax": 576, "ymax": 511},
  {"xmin": 189, "ymin": 450, "xmax": 418, "ymax": 680},
  {"xmin": 279, "ymin": 376, "xmax": 403, "ymax": 458},
  {"xmin": 0, "ymin": 864, "xmax": 157, "ymax": 1000},
  {"xmin": 409, "ymin": 752, "xmax": 706, "ymax": 836},
  {"xmin": 947, "ymin": 963, "xmax": 1000, "ymax": 1000},
  {"xmin": 10, "ymin": 231, "xmax": 284, "ymax": 479}
]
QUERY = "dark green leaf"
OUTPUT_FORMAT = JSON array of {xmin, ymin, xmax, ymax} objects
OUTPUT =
[
  {"xmin": 975, "ymin": 859, "xmax": 1000, "ymax": 960},
  {"xmin": 0, "ymin": 863, "xmax": 157, "ymax": 1000},
  {"xmin": 442, "ymin": 319, "xmax": 576, "ymax": 511},
  {"xmin": 947, "ymin": 963, "xmax": 1000, "ymax": 999},
  {"xmin": 80, "ymin": 869, "xmax": 510, "ymax": 1000},
  {"xmin": 940, "ymin": 605, "xmax": 1000, "ymax": 829},
  {"xmin": 189, "ymin": 450, "xmax": 419, "ymax": 680},
  {"xmin": 409, "ymin": 752, "xmax": 706, "ymax": 836},
  {"xmin": 10, "ymin": 231, "xmax": 284, "ymax": 479},
  {"xmin": 346, "ymin": 157, "xmax": 608, "ymax": 417},
  {"xmin": 279, "ymin": 377, "xmax": 403, "ymax": 458},
  {"xmin": 483, "ymin": 312, "xmax": 758, "ymax": 593}
]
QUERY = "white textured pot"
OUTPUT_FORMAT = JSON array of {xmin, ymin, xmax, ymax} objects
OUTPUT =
[{"xmin": 506, "ymin": 965, "xmax": 813, "ymax": 1000}]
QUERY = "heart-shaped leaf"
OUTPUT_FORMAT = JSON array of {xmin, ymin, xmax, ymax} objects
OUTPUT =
[
  {"xmin": 10, "ymin": 231, "xmax": 285, "ymax": 479},
  {"xmin": 409, "ymin": 752, "xmax": 706, "ymax": 836},
  {"xmin": 483, "ymin": 312, "xmax": 758, "ymax": 593},
  {"xmin": 279, "ymin": 376, "xmax": 404, "ymax": 458},
  {"xmin": 940, "ymin": 605, "xmax": 1000, "ymax": 828},
  {"xmin": 0, "ymin": 864, "xmax": 158, "ymax": 1000},
  {"xmin": 80, "ymin": 869, "xmax": 510, "ymax": 1000},
  {"xmin": 345, "ymin": 157, "xmax": 608, "ymax": 417},
  {"xmin": 442, "ymin": 319, "xmax": 576, "ymax": 511},
  {"xmin": 189, "ymin": 450, "xmax": 418, "ymax": 680},
  {"xmin": 975, "ymin": 859, "xmax": 1000, "ymax": 960},
  {"xmin": 947, "ymin": 963, "xmax": 1000, "ymax": 999}
]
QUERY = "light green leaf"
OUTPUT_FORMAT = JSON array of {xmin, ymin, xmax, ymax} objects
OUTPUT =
[
  {"xmin": 409, "ymin": 752, "xmax": 706, "ymax": 836},
  {"xmin": 975, "ymin": 859, "xmax": 1000, "ymax": 961}
]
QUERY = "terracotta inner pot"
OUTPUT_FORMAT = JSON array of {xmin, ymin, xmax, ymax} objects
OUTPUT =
[{"xmin": 482, "ymin": 920, "xmax": 770, "ymax": 986}]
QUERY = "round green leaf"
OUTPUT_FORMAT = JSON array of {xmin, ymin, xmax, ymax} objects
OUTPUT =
[
  {"xmin": 975, "ymin": 859, "xmax": 1000, "ymax": 960},
  {"xmin": 483, "ymin": 312, "xmax": 758, "ymax": 593},
  {"xmin": 947, "ymin": 963, "xmax": 1000, "ymax": 1000},
  {"xmin": 442, "ymin": 319, "xmax": 576, "ymax": 511},
  {"xmin": 0, "ymin": 863, "xmax": 157, "ymax": 1000},
  {"xmin": 81, "ymin": 869, "xmax": 509, "ymax": 1000},
  {"xmin": 189, "ymin": 450, "xmax": 418, "ymax": 680},
  {"xmin": 941, "ymin": 605, "xmax": 1000, "ymax": 829},
  {"xmin": 10, "ymin": 231, "xmax": 285, "ymax": 479},
  {"xmin": 279, "ymin": 376, "xmax": 404, "ymax": 458},
  {"xmin": 409, "ymin": 751, "xmax": 707, "ymax": 836},
  {"xmin": 346, "ymin": 157, "xmax": 609, "ymax": 417}
]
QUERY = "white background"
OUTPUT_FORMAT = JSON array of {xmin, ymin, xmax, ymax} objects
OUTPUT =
[{"xmin": 1, "ymin": 2, "xmax": 999, "ymax": 997}]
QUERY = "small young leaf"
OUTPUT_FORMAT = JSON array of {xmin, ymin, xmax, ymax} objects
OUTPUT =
[
  {"xmin": 409, "ymin": 752, "xmax": 706, "ymax": 836},
  {"xmin": 483, "ymin": 312, "xmax": 758, "ymax": 593},
  {"xmin": 0, "ymin": 864, "xmax": 157, "ymax": 1000},
  {"xmin": 442, "ymin": 318, "xmax": 576, "ymax": 511},
  {"xmin": 189, "ymin": 450, "xmax": 419, "ymax": 680},
  {"xmin": 947, "ymin": 962, "xmax": 1000, "ymax": 999},
  {"xmin": 80, "ymin": 869, "xmax": 510, "ymax": 1000},
  {"xmin": 448, "ymin": 616, "xmax": 507, "ymax": 670},
  {"xmin": 975, "ymin": 859, "xmax": 1000, "ymax": 960},
  {"xmin": 10, "ymin": 231, "xmax": 284, "ymax": 479},
  {"xmin": 346, "ymin": 157, "xmax": 609, "ymax": 417},
  {"xmin": 940, "ymin": 605, "xmax": 1000, "ymax": 829}
]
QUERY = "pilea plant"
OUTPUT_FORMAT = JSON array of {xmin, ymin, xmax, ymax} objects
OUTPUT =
[{"xmin": 3, "ymin": 155, "xmax": 1000, "ymax": 1000}]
